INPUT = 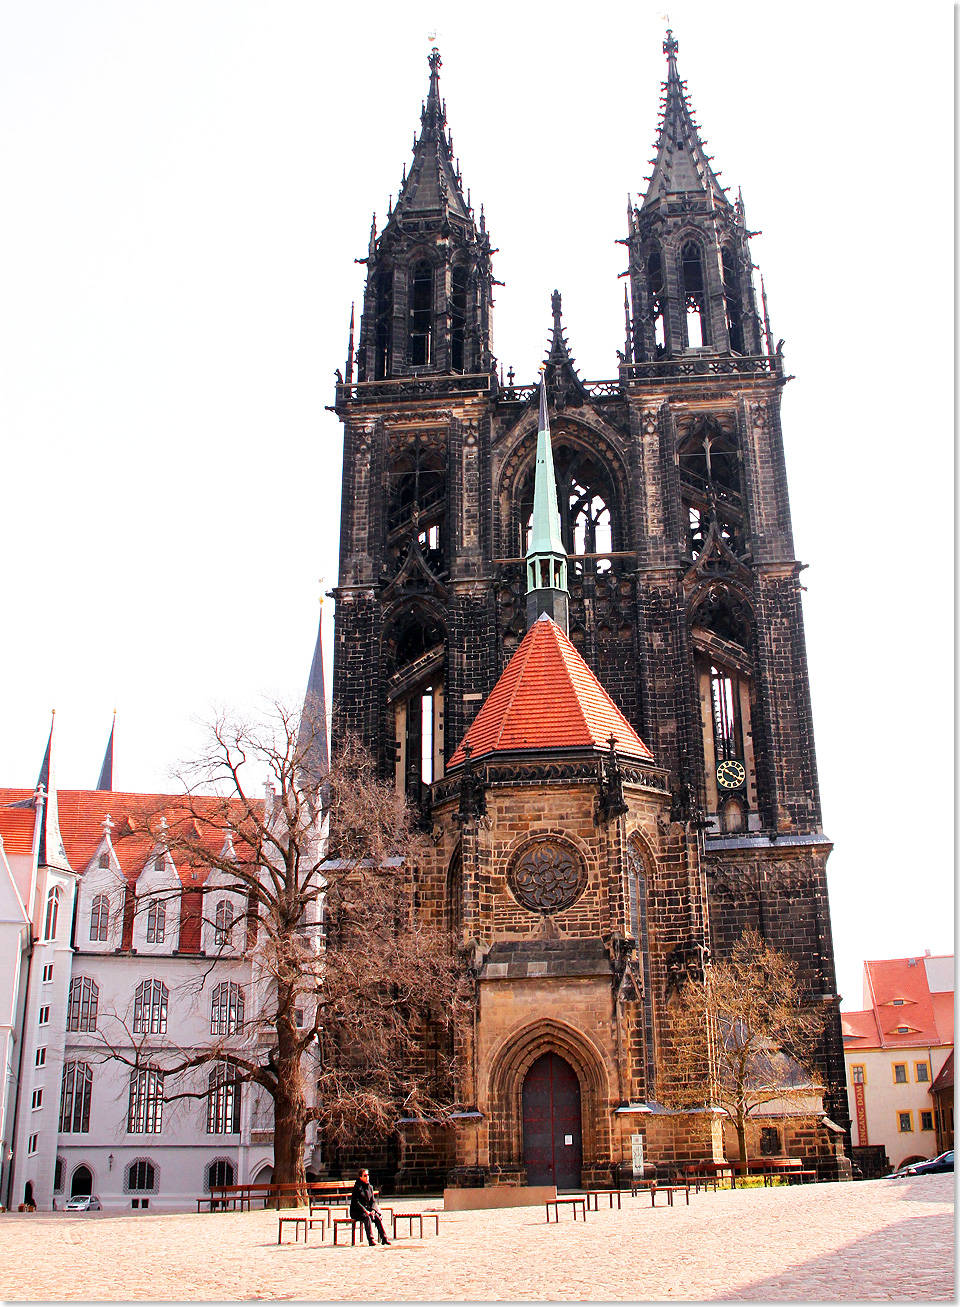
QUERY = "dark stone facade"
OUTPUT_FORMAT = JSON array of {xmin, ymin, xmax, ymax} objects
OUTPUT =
[{"xmin": 330, "ymin": 36, "xmax": 851, "ymax": 1181}]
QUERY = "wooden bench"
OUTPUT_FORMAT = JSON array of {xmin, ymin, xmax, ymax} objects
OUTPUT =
[
  {"xmin": 585, "ymin": 1189, "xmax": 623, "ymax": 1210},
  {"xmin": 632, "ymin": 1181, "xmax": 689, "ymax": 1207},
  {"xmin": 277, "ymin": 1215, "xmax": 310, "ymax": 1243},
  {"xmin": 333, "ymin": 1218, "xmax": 362, "ymax": 1246},
  {"xmin": 393, "ymin": 1211, "xmax": 439, "ymax": 1238},
  {"xmin": 545, "ymin": 1197, "xmax": 587, "ymax": 1222}
]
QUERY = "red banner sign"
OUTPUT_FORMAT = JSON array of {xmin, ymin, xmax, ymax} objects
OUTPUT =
[{"xmin": 853, "ymin": 1083, "xmax": 868, "ymax": 1146}]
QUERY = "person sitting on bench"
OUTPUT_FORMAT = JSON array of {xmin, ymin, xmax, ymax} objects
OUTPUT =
[{"xmin": 349, "ymin": 1169, "xmax": 390, "ymax": 1246}]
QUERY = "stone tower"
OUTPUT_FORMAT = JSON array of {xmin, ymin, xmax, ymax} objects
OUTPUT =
[{"xmin": 332, "ymin": 35, "xmax": 851, "ymax": 1181}]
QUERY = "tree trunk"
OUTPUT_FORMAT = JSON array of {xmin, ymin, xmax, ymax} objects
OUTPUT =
[
  {"xmin": 736, "ymin": 1113, "xmax": 749, "ymax": 1176},
  {"xmin": 272, "ymin": 1038, "xmax": 309, "ymax": 1207}
]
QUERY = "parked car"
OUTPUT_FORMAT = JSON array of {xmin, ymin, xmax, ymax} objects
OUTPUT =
[
  {"xmin": 64, "ymin": 1195, "xmax": 102, "ymax": 1211},
  {"xmin": 893, "ymin": 1151, "xmax": 953, "ymax": 1177}
]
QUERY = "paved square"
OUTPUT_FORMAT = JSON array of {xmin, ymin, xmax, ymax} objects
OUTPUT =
[{"xmin": 0, "ymin": 1176, "xmax": 953, "ymax": 1300}]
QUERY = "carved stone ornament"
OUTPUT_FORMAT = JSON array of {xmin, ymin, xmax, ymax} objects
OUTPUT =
[{"xmin": 508, "ymin": 838, "xmax": 587, "ymax": 914}]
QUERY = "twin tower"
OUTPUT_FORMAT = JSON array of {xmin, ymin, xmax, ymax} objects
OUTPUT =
[{"xmin": 329, "ymin": 35, "xmax": 850, "ymax": 1182}]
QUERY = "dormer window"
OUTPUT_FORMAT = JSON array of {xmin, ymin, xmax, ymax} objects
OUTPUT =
[
  {"xmin": 89, "ymin": 895, "xmax": 110, "ymax": 943},
  {"xmin": 146, "ymin": 899, "xmax": 166, "ymax": 945}
]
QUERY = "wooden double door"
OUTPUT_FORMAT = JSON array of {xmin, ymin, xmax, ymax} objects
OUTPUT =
[{"xmin": 522, "ymin": 1052, "xmax": 583, "ymax": 1189}]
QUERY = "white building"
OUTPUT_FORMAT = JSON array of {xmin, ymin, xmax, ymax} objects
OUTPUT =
[{"xmin": 0, "ymin": 620, "xmax": 328, "ymax": 1212}]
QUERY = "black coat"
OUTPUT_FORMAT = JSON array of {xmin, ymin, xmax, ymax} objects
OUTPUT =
[{"xmin": 349, "ymin": 1179, "xmax": 377, "ymax": 1220}]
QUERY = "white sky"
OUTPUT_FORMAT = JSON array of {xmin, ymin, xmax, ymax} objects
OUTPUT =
[{"xmin": 0, "ymin": 1, "xmax": 953, "ymax": 1010}]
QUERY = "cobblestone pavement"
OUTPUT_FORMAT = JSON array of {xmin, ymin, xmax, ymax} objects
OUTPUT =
[{"xmin": 0, "ymin": 1176, "xmax": 953, "ymax": 1301}]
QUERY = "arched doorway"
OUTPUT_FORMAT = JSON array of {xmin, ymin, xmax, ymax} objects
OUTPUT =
[
  {"xmin": 70, "ymin": 1165, "xmax": 92, "ymax": 1198},
  {"xmin": 522, "ymin": 1052, "xmax": 582, "ymax": 1189}
]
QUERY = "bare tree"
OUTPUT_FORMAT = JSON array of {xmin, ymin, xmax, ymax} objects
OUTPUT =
[
  {"xmin": 101, "ymin": 705, "xmax": 467, "ymax": 1197},
  {"xmin": 665, "ymin": 930, "xmax": 825, "ymax": 1173}
]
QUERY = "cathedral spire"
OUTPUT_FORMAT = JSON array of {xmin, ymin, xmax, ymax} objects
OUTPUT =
[
  {"xmin": 641, "ymin": 29, "xmax": 728, "ymax": 212},
  {"xmin": 96, "ymin": 712, "xmax": 115, "ymax": 791},
  {"xmin": 300, "ymin": 600, "xmax": 329, "ymax": 791},
  {"xmin": 525, "ymin": 374, "xmax": 568, "ymax": 633},
  {"xmin": 389, "ymin": 46, "xmax": 471, "ymax": 226}
]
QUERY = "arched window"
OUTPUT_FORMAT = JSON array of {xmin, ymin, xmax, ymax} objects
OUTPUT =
[
  {"xmin": 518, "ymin": 444, "xmax": 618, "ymax": 578},
  {"xmin": 210, "ymin": 982, "xmax": 244, "ymax": 1036},
  {"xmin": 681, "ymin": 241, "xmax": 707, "ymax": 348},
  {"xmin": 146, "ymin": 898, "xmax": 165, "ymax": 944},
  {"xmin": 646, "ymin": 246, "xmax": 665, "ymax": 353},
  {"xmin": 374, "ymin": 264, "xmax": 393, "ymax": 380},
  {"xmin": 722, "ymin": 246, "xmax": 744, "ymax": 353},
  {"xmin": 450, "ymin": 265, "xmax": 468, "ymax": 371},
  {"xmin": 125, "ymin": 1159, "xmax": 158, "ymax": 1193},
  {"xmin": 384, "ymin": 606, "xmax": 446, "ymax": 804},
  {"xmin": 710, "ymin": 662, "xmax": 744, "ymax": 762},
  {"xmin": 206, "ymin": 1158, "xmax": 235, "ymax": 1191},
  {"xmin": 59, "ymin": 1062, "xmax": 93, "ymax": 1133},
  {"xmin": 691, "ymin": 587, "xmax": 756, "ymax": 820},
  {"xmin": 214, "ymin": 900, "xmax": 234, "ymax": 947},
  {"xmin": 89, "ymin": 894, "xmax": 110, "ymax": 943},
  {"xmin": 44, "ymin": 886, "xmax": 60, "ymax": 940},
  {"xmin": 678, "ymin": 423, "xmax": 744, "ymax": 558},
  {"xmin": 128, "ymin": 1068, "xmax": 163, "ymax": 1134},
  {"xmin": 409, "ymin": 260, "xmax": 433, "ymax": 367},
  {"xmin": 66, "ymin": 977, "xmax": 99, "ymax": 1032},
  {"xmin": 207, "ymin": 1063, "xmax": 241, "ymax": 1134},
  {"xmin": 98, "ymin": 852, "xmax": 110, "ymax": 869},
  {"xmin": 133, "ymin": 980, "xmax": 168, "ymax": 1035}
]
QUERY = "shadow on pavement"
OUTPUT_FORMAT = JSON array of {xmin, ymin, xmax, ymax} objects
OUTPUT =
[{"xmin": 717, "ymin": 1212, "xmax": 954, "ymax": 1301}]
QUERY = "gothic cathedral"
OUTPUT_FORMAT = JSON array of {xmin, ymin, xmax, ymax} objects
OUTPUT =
[{"xmin": 331, "ymin": 35, "xmax": 851, "ymax": 1188}]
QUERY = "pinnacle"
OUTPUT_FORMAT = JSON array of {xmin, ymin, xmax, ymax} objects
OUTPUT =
[
  {"xmin": 388, "ymin": 47, "xmax": 473, "ymax": 227},
  {"xmin": 640, "ymin": 29, "xmax": 729, "ymax": 212}
]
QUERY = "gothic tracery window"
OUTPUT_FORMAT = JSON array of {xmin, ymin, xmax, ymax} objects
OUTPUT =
[
  {"xmin": 409, "ymin": 260, "xmax": 434, "ymax": 367},
  {"xmin": 722, "ymin": 245, "xmax": 745, "ymax": 353},
  {"xmin": 517, "ymin": 442, "xmax": 618, "ymax": 577},
  {"xmin": 374, "ymin": 264, "xmax": 393, "ymax": 380},
  {"xmin": 59, "ymin": 1061, "xmax": 93, "ymax": 1133},
  {"xmin": 66, "ymin": 978, "xmax": 99, "ymax": 1032},
  {"xmin": 207, "ymin": 1063, "xmax": 241, "ymax": 1134},
  {"xmin": 133, "ymin": 979, "xmax": 168, "ymax": 1035},
  {"xmin": 678, "ymin": 422, "xmax": 744, "ymax": 558},
  {"xmin": 646, "ymin": 245, "xmax": 666, "ymax": 353},
  {"xmin": 681, "ymin": 241, "xmax": 707, "ymax": 348},
  {"xmin": 210, "ymin": 981, "xmax": 244, "ymax": 1036},
  {"xmin": 450, "ymin": 265, "xmax": 468, "ymax": 372}
]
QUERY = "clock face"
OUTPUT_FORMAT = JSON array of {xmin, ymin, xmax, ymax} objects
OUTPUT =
[{"xmin": 716, "ymin": 759, "xmax": 746, "ymax": 790}]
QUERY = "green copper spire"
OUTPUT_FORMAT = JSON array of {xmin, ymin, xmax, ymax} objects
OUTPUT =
[{"xmin": 525, "ymin": 374, "xmax": 569, "ymax": 632}]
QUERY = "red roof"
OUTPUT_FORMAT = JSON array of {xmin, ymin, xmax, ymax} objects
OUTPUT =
[
  {"xmin": 842, "ymin": 957, "xmax": 954, "ymax": 1050},
  {"xmin": 448, "ymin": 615, "xmax": 653, "ymax": 768},
  {"xmin": 0, "ymin": 804, "xmax": 37, "ymax": 856},
  {"xmin": 0, "ymin": 788, "xmax": 258, "ymax": 889}
]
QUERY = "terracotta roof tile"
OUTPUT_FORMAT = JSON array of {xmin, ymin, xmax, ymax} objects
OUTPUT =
[
  {"xmin": 0, "ymin": 803, "xmax": 37, "ymax": 856},
  {"xmin": 841, "ymin": 1010, "xmax": 880, "ymax": 1045},
  {"xmin": 863, "ymin": 957, "xmax": 950, "ymax": 1049},
  {"xmin": 449, "ymin": 616, "xmax": 653, "ymax": 768},
  {"xmin": 0, "ymin": 788, "xmax": 259, "ymax": 888}
]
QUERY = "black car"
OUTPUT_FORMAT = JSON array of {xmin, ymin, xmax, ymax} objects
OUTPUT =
[{"xmin": 896, "ymin": 1150, "xmax": 954, "ymax": 1176}]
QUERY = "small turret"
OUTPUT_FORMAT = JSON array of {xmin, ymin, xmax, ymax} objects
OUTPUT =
[{"xmin": 525, "ymin": 374, "xmax": 569, "ymax": 633}]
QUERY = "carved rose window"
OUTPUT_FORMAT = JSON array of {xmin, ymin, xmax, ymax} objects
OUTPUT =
[{"xmin": 508, "ymin": 839, "xmax": 586, "ymax": 914}]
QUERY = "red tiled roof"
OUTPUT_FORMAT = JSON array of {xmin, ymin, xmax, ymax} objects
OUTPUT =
[
  {"xmin": 0, "ymin": 788, "xmax": 259, "ymax": 889},
  {"xmin": 863, "ymin": 958, "xmax": 949, "ymax": 1049},
  {"xmin": 0, "ymin": 804, "xmax": 37, "ymax": 856},
  {"xmin": 448, "ymin": 616, "xmax": 653, "ymax": 768},
  {"xmin": 841, "ymin": 1010, "xmax": 880, "ymax": 1046}
]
